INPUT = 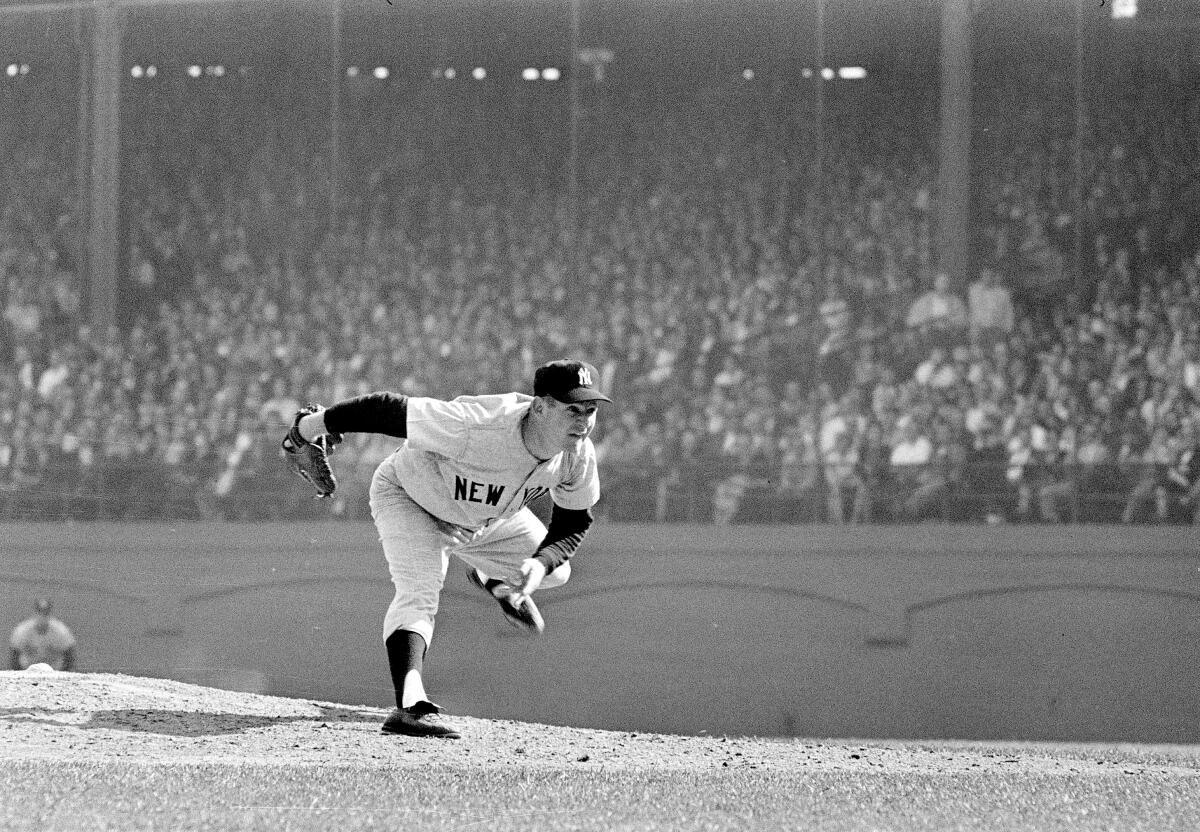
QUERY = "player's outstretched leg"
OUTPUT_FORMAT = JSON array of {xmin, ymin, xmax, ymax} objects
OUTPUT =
[
  {"xmin": 467, "ymin": 568, "xmax": 545, "ymax": 635},
  {"xmin": 382, "ymin": 629, "xmax": 461, "ymax": 738}
]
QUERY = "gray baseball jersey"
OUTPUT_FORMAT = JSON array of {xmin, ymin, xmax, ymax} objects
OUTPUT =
[
  {"xmin": 10, "ymin": 617, "xmax": 76, "ymax": 670},
  {"xmin": 378, "ymin": 393, "xmax": 600, "ymax": 530}
]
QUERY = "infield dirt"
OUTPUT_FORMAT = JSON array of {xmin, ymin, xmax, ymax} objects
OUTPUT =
[{"xmin": 3, "ymin": 669, "xmax": 1200, "ymax": 831}]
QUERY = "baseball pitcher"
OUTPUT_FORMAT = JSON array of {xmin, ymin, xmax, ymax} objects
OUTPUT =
[{"xmin": 282, "ymin": 359, "xmax": 610, "ymax": 738}]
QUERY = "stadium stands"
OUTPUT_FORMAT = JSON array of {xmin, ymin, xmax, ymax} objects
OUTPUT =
[{"xmin": 2, "ymin": 65, "xmax": 1198, "ymax": 524}]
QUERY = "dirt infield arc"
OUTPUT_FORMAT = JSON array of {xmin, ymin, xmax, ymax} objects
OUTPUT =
[
  {"xmin": 3, "ymin": 670, "xmax": 1200, "ymax": 832},
  {"xmin": 2, "ymin": 521, "xmax": 1198, "ymax": 742}
]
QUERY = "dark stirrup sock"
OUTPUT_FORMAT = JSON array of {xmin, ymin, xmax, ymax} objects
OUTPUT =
[{"xmin": 385, "ymin": 629, "xmax": 427, "ymax": 709}]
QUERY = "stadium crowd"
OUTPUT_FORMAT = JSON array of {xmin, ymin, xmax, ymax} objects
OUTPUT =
[{"xmin": 2, "ymin": 62, "xmax": 1199, "ymax": 525}]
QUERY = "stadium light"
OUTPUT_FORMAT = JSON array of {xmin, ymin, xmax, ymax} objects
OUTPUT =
[
  {"xmin": 801, "ymin": 67, "xmax": 813, "ymax": 78},
  {"xmin": 521, "ymin": 67, "xmax": 539, "ymax": 81},
  {"xmin": 542, "ymin": 67, "xmax": 561, "ymax": 81},
  {"xmin": 130, "ymin": 65, "xmax": 143, "ymax": 78},
  {"xmin": 472, "ymin": 66, "xmax": 486, "ymax": 80},
  {"xmin": 578, "ymin": 46, "xmax": 615, "ymax": 82},
  {"xmin": 821, "ymin": 67, "xmax": 835, "ymax": 80},
  {"xmin": 346, "ymin": 66, "xmax": 359, "ymax": 78},
  {"xmin": 5, "ymin": 63, "xmax": 17, "ymax": 77},
  {"xmin": 373, "ymin": 66, "xmax": 389, "ymax": 80},
  {"xmin": 1111, "ymin": 0, "xmax": 1136, "ymax": 18},
  {"xmin": 444, "ymin": 67, "xmax": 456, "ymax": 80},
  {"xmin": 838, "ymin": 66, "xmax": 867, "ymax": 80},
  {"xmin": 742, "ymin": 67, "xmax": 755, "ymax": 81},
  {"xmin": 187, "ymin": 65, "xmax": 201, "ymax": 78},
  {"xmin": 146, "ymin": 65, "xmax": 157, "ymax": 78}
]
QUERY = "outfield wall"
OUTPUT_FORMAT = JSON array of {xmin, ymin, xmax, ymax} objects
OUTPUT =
[{"xmin": 3, "ymin": 522, "xmax": 1198, "ymax": 742}]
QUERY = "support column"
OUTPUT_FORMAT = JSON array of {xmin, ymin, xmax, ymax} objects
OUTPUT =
[
  {"xmin": 86, "ymin": 0, "xmax": 121, "ymax": 332},
  {"xmin": 329, "ymin": 0, "xmax": 342, "ymax": 238},
  {"xmin": 935, "ymin": 0, "xmax": 972, "ymax": 284}
]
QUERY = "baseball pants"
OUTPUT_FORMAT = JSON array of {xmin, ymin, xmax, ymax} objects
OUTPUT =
[{"xmin": 369, "ymin": 465, "xmax": 570, "ymax": 646}]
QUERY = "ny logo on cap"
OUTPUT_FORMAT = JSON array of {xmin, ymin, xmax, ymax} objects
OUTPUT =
[{"xmin": 577, "ymin": 367, "xmax": 593, "ymax": 387}]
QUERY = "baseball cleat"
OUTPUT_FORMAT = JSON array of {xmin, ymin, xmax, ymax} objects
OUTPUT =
[
  {"xmin": 381, "ymin": 701, "xmax": 461, "ymax": 739},
  {"xmin": 467, "ymin": 568, "xmax": 545, "ymax": 635}
]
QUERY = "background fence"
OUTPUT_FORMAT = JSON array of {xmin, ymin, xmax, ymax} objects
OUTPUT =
[
  {"xmin": 4, "ymin": 520, "xmax": 1198, "ymax": 741},
  {"xmin": 2, "ymin": 455, "xmax": 1193, "ymax": 526}
]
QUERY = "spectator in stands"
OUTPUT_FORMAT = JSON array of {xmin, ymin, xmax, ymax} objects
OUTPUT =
[
  {"xmin": 6, "ymin": 60, "xmax": 1200, "ymax": 528},
  {"xmin": 967, "ymin": 266, "xmax": 1016, "ymax": 348},
  {"xmin": 913, "ymin": 346, "xmax": 960, "ymax": 390},
  {"xmin": 774, "ymin": 415, "xmax": 822, "ymax": 523},
  {"xmin": 1168, "ymin": 421, "xmax": 1200, "ymax": 524},
  {"xmin": 1181, "ymin": 339, "xmax": 1200, "ymax": 396},
  {"xmin": 904, "ymin": 418, "xmax": 968, "ymax": 521},
  {"xmin": 855, "ymin": 418, "xmax": 892, "ymax": 523},
  {"xmin": 655, "ymin": 427, "xmax": 713, "ymax": 522},
  {"xmin": 1122, "ymin": 425, "xmax": 1180, "ymax": 523},
  {"xmin": 711, "ymin": 431, "xmax": 773, "ymax": 525},
  {"xmin": 1072, "ymin": 420, "xmax": 1121, "ymax": 522},
  {"xmin": 816, "ymin": 281, "xmax": 854, "ymax": 393},
  {"xmin": 887, "ymin": 416, "xmax": 934, "ymax": 521},
  {"xmin": 822, "ymin": 427, "xmax": 869, "ymax": 523},
  {"xmin": 905, "ymin": 271, "xmax": 968, "ymax": 349},
  {"xmin": 963, "ymin": 412, "xmax": 1011, "ymax": 523},
  {"xmin": 817, "ymin": 393, "xmax": 861, "ymax": 459},
  {"xmin": 594, "ymin": 419, "xmax": 660, "ymax": 522},
  {"xmin": 1004, "ymin": 417, "xmax": 1040, "ymax": 522},
  {"xmin": 1035, "ymin": 426, "xmax": 1080, "ymax": 523},
  {"xmin": 3, "ymin": 282, "xmax": 41, "ymax": 346}
]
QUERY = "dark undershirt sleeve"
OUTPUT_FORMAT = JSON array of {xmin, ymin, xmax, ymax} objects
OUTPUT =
[
  {"xmin": 533, "ymin": 505, "xmax": 594, "ymax": 574},
  {"xmin": 322, "ymin": 392, "xmax": 409, "ymax": 438}
]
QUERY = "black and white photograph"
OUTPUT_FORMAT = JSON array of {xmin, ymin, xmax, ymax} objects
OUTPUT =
[{"xmin": 2, "ymin": 0, "xmax": 1199, "ymax": 829}]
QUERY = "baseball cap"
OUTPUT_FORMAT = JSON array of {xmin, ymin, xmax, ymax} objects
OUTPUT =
[{"xmin": 533, "ymin": 360, "xmax": 612, "ymax": 404}]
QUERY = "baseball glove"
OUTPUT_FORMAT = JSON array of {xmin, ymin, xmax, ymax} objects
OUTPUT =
[{"xmin": 282, "ymin": 405, "xmax": 342, "ymax": 498}]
